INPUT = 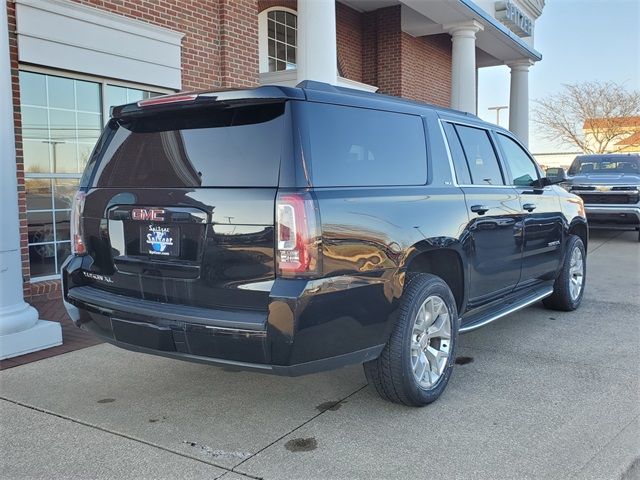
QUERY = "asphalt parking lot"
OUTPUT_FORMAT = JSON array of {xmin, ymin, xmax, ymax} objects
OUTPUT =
[{"xmin": 1, "ymin": 230, "xmax": 638, "ymax": 480}]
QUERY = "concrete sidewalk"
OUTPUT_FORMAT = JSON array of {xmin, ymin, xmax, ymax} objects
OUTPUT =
[{"xmin": 1, "ymin": 230, "xmax": 638, "ymax": 480}]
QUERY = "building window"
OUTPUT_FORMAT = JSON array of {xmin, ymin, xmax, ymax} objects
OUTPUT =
[
  {"xmin": 19, "ymin": 70, "xmax": 162, "ymax": 280},
  {"xmin": 265, "ymin": 9, "xmax": 297, "ymax": 72}
]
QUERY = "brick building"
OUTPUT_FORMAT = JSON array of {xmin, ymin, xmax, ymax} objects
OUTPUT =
[{"xmin": 1, "ymin": 0, "xmax": 545, "ymax": 356}]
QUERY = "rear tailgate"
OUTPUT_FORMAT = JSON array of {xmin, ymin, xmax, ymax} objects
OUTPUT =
[{"xmin": 77, "ymin": 100, "xmax": 291, "ymax": 312}]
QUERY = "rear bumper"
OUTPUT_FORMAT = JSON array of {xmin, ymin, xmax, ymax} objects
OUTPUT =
[
  {"xmin": 61, "ymin": 256, "xmax": 393, "ymax": 376},
  {"xmin": 584, "ymin": 205, "xmax": 640, "ymax": 229}
]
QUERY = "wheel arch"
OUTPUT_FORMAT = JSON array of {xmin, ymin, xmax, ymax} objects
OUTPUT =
[
  {"xmin": 568, "ymin": 219, "xmax": 588, "ymax": 253},
  {"xmin": 403, "ymin": 243, "xmax": 466, "ymax": 314}
]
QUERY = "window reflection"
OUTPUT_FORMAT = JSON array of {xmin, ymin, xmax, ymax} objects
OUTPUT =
[
  {"xmin": 26, "ymin": 178, "xmax": 53, "ymax": 210},
  {"xmin": 54, "ymin": 179, "xmax": 79, "ymax": 209},
  {"xmin": 23, "ymin": 140, "xmax": 51, "ymax": 173},
  {"xmin": 20, "ymin": 70, "xmax": 161, "ymax": 278}
]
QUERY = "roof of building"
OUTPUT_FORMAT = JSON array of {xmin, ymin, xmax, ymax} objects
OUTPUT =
[
  {"xmin": 583, "ymin": 116, "xmax": 640, "ymax": 129},
  {"xmin": 616, "ymin": 131, "xmax": 640, "ymax": 146},
  {"xmin": 458, "ymin": 0, "xmax": 543, "ymax": 62}
]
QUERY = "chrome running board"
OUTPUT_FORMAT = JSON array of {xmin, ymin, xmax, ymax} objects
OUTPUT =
[{"xmin": 459, "ymin": 287, "xmax": 554, "ymax": 334}]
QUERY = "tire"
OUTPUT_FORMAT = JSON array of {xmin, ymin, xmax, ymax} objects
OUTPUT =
[
  {"xmin": 543, "ymin": 235, "xmax": 586, "ymax": 311},
  {"xmin": 364, "ymin": 273, "xmax": 459, "ymax": 407}
]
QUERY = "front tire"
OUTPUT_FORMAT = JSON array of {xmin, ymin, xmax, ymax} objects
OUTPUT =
[
  {"xmin": 543, "ymin": 235, "xmax": 586, "ymax": 311},
  {"xmin": 364, "ymin": 273, "xmax": 459, "ymax": 407}
]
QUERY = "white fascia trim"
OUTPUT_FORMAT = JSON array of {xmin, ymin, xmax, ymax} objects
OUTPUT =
[
  {"xmin": 259, "ymin": 70, "xmax": 378, "ymax": 93},
  {"xmin": 16, "ymin": 0, "xmax": 184, "ymax": 46},
  {"xmin": 259, "ymin": 69, "xmax": 298, "ymax": 86},
  {"xmin": 18, "ymin": 33, "xmax": 182, "ymax": 70},
  {"xmin": 336, "ymin": 76, "xmax": 378, "ymax": 93}
]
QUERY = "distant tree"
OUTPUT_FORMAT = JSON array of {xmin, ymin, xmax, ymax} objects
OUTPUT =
[{"xmin": 533, "ymin": 81, "xmax": 640, "ymax": 154}]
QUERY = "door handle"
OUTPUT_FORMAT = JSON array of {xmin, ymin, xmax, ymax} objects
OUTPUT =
[
  {"xmin": 470, "ymin": 205, "xmax": 490, "ymax": 215},
  {"xmin": 523, "ymin": 203, "xmax": 537, "ymax": 212}
]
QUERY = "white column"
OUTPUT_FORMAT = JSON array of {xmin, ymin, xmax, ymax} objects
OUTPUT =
[
  {"xmin": 296, "ymin": 0, "xmax": 337, "ymax": 85},
  {"xmin": 444, "ymin": 20, "xmax": 484, "ymax": 115},
  {"xmin": 508, "ymin": 59, "xmax": 534, "ymax": 146},
  {"xmin": 0, "ymin": 5, "xmax": 62, "ymax": 359}
]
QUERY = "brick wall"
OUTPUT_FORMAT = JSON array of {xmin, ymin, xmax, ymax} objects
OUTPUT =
[
  {"xmin": 400, "ymin": 33, "xmax": 451, "ymax": 106},
  {"xmin": 336, "ymin": 2, "xmax": 363, "ymax": 82},
  {"xmin": 362, "ymin": 5, "xmax": 451, "ymax": 107},
  {"xmin": 70, "ymin": 0, "xmax": 259, "ymax": 90},
  {"xmin": 6, "ymin": 1, "xmax": 30, "ymax": 298},
  {"xmin": 257, "ymin": 0, "xmax": 296, "ymax": 11},
  {"xmin": 219, "ymin": 0, "xmax": 260, "ymax": 88},
  {"xmin": 364, "ymin": 6, "xmax": 403, "ymax": 97}
]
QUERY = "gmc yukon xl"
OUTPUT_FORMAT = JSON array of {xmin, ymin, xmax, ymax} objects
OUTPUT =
[{"xmin": 62, "ymin": 82, "xmax": 588, "ymax": 406}]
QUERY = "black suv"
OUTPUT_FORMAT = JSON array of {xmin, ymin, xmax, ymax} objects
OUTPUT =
[{"xmin": 62, "ymin": 82, "xmax": 588, "ymax": 406}]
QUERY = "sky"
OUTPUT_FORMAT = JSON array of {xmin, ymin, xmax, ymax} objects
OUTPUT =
[{"xmin": 477, "ymin": 0, "xmax": 640, "ymax": 153}]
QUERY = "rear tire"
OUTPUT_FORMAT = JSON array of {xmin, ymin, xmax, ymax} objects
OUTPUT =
[
  {"xmin": 364, "ymin": 273, "xmax": 459, "ymax": 407},
  {"xmin": 543, "ymin": 235, "xmax": 586, "ymax": 311}
]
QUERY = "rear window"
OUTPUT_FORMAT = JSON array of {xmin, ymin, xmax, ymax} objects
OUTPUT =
[
  {"xmin": 303, "ymin": 103, "xmax": 427, "ymax": 187},
  {"xmin": 90, "ymin": 103, "xmax": 286, "ymax": 188}
]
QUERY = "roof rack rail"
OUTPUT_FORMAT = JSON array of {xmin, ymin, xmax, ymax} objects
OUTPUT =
[{"xmin": 296, "ymin": 80, "xmax": 479, "ymax": 118}]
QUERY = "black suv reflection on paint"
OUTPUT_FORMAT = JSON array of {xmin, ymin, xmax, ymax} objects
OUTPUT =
[{"xmin": 62, "ymin": 82, "xmax": 588, "ymax": 406}]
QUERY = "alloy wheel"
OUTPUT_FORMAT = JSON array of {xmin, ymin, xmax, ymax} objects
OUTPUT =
[
  {"xmin": 410, "ymin": 295, "xmax": 452, "ymax": 389},
  {"xmin": 569, "ymin": 246, "xmax": 584, "ymax": 301}
]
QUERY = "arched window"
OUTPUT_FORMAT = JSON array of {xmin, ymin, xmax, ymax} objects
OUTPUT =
[{"xmin": 259, "ymin": 8, "xmax": 297, "ymax": 73}]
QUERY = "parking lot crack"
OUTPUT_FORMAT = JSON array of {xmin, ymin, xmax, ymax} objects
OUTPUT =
[
  {"xmin": 570, "ymin": 413, "xmax": 640, "ymax": 479},
  {"xmin": 589, "ymin": 231, "xmax": 624, "ymax": 254},
  {"xmin": 0, "ymin": 396, "xmax": 261, "ymax": 479},
  {"xmin": 231, "ymin": 383, "xmax": 368, "ymax": 475}
]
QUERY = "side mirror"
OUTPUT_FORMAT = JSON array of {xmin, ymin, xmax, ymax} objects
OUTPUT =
[{"xmin": 544, "ymin": 167, "xmax": 568, "ymax": 185}]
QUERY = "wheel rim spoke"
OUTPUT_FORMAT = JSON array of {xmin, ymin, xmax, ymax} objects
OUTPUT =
[
  {"xmin": 427, "ymin": 314, "xmax": 451, "ymax": 341},
  {"xmin": 413, "ymin": 351, "xmax": 429, "ymax": 384},
  {"xmin": 410, "ymin": 294, "xmax": 453, "ymax": 389}
]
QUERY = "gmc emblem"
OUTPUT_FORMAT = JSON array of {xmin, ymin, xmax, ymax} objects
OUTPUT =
[{"xmin": 131, "ymin": 208, "xmax": 165, "ymax": 222}]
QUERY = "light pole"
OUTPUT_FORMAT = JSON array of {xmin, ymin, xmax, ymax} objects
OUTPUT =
[
  {"xmin": 488, "ymin": 105, "xmax": 509, "ymax": 127},
  {"xmin": 43, "ymin": 140, "xmax": 65, "ymax": 173}
]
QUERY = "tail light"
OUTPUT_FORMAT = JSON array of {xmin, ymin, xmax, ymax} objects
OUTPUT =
[
  {"xmin": 276, "ymin": 191, "xmax": 321, "ymax": 277},
  {"xmin": 70, "ymin": 191, "xmax": 87, "ymax": 255}
]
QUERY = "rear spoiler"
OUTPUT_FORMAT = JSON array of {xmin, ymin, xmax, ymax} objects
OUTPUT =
[{"xmin": 110, "ymin": 85, "xmax": 306, "ymax": 119}]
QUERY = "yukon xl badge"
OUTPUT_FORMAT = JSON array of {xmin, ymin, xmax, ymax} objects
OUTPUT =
[
  {"xmin": 82, "ymin": 271, "xmax": 114, "ymax": 283},
  {"xmin": 146, "ymin": 225, "xmax": 174, "ymax": 255}
]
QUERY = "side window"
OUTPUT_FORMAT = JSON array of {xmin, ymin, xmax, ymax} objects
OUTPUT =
[
  {"xmin": 496, "ymin": 133, "xmax": 540, "ymax": 187},
  {"xmin": 442, "ymin": 122, "xmax": 472, "ymax": 185},
  {"xmin": 455, "ymin": 125, "xmax": 505, "ymax": 186},
  {"xmin": 305, "ymin": 103, "xmax": 427, "ymax": 187}
]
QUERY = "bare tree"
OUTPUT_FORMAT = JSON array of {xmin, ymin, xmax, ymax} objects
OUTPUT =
[{"xmin": 533, "ymin": 81, "xmax": 640, "ymax": 154}]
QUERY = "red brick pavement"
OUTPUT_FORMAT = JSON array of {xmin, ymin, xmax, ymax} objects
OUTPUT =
[{"xmin": 0, "ymin": 299, "xmax": 103, "ymax": 370}]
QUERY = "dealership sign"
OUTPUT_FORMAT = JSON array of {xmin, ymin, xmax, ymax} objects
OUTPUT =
[{"xmin": 495, "ymin": 1, "xmax": 533, "ymax": 37}]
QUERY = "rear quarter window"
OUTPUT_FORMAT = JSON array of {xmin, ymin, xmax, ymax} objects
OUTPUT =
[{"xmin": 303, "ymin": 103, "xmax": 427, "ymax": 187}]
